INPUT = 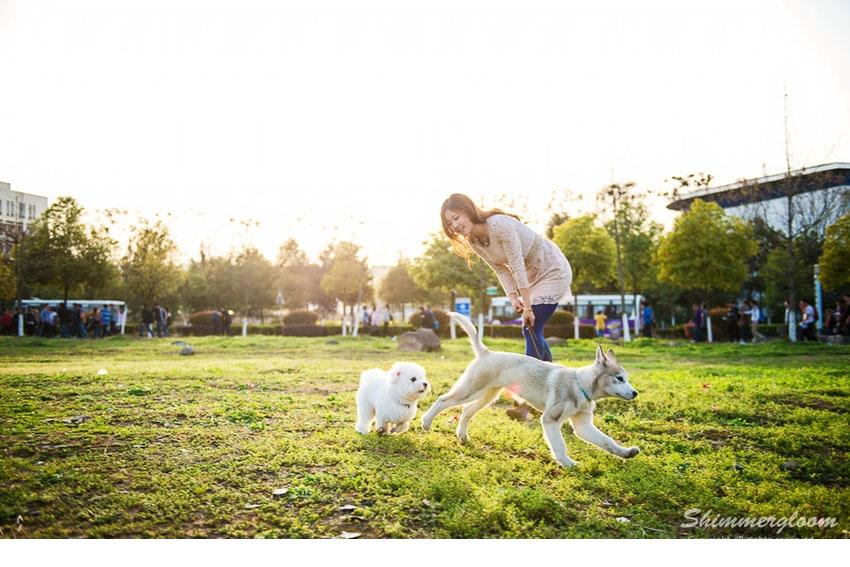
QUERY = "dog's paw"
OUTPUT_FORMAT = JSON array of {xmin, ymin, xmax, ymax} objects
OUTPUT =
[
  {"xmin": 557, "ymin": 458, "xmax": 578, "ymax": 468},
  {"xmin": 420, "ymin": 419, "xmax": 431, "ymax": 432},
  {"xmin": 624, "ymin": 446, "xmax": 640, "ymax": 459}
]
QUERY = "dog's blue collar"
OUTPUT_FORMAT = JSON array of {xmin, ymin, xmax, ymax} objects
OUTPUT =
[{"xmin": 576, "ymin": 381, "xmax": 592, "ymax": 402}]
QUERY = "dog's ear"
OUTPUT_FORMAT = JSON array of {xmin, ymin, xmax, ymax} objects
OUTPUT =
[
  {"xmin": 389, "ymin": 362, "xmax": 403, "ymax": 381},
  {"xmin": 595, "ymin": 344, "xmax": 607, "ymax": 366},
  {"xmin": 606, "ymin": 348, "xmax": 618, "ymax": 364}
]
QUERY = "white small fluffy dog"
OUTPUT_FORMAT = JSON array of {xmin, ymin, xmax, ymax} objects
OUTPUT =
[
  {"xmin": 422, "ymin": 312, "xmax": 640, "ymax": 468},
  {"xmin": 355, "ymin": 362, "xmax": 430, "ymax": 435}
]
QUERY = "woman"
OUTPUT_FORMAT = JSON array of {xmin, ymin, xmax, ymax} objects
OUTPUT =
[{"xmin": 441, "ymin": 194, "xmax": 573, "ymax": 416}]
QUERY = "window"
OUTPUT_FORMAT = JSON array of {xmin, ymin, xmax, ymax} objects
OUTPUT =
[{"xmin": 19, "ymin": 202, "xmax": 25, "ymax": 219}]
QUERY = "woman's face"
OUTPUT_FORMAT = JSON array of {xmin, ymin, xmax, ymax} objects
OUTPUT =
[{"xmin": 444, "ymin": 208, "xmax": 473, "ymax": 237}]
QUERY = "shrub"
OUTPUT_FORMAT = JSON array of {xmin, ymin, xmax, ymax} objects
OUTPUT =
[
  {"xmin": 280, "ymin": 325, "xmax": 326, "ymax": 337},
  {"xmin": 283, "ymin": 309, "xmax": 319, "ymax": 326},
  {"xmin": 189, "ymin": 310, "xmax": 216, "ymax": 326},
  {"xmin": 547, "ymin": 309, "xmax": 575, "ymax": 326},
  {"xmin": 176, "ymin": 324, "xmax": 235, "ymax": 337},
  {"xmin": 476, "ymin": 323, "xmax": 592, "ymax": 339},
  {"xmin": 408, "ymin": 308, "xmax": 450, "ymax": 334}
]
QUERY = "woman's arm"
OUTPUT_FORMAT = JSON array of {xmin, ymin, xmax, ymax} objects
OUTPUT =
[
  {"xmin": 490, "ymin": 217, "xmax": 535, "ymax": 325},
  {"xmin": 491, "ymin": 217, "xmax": 530, "ymax": 290}
]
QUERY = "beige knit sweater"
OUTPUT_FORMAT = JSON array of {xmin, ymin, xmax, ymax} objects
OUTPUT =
[{"xmin": 468, "ymin": 214, "xmax": 573, "ymax": 305}]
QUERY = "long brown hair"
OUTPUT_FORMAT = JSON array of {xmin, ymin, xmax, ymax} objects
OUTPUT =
[{"xmin": 440, "ymin": 194, "xmax": 520, "ymax": 260}]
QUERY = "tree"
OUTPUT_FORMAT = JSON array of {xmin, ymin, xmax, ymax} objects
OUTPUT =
[
  {"xmin": 409, "ymin": 233, "xmax": 497, "ymax": 315},
  {"xmin": 597, "ymin": 183, "xmax": 663, "ymax": 316},
  {"xmin": 545, "ymin": 212, "xmax": 570, "ymax": 239},
  {"xmin": 655, "ymin": 199, "xmax": 757, "ymax": 301},
  {"xmin": 276, "ymin": 238, "xmax": 310, "ymax": 310},
  {"xmin": 762, "ymin": 243, "xmax": 814, "ymax": 309},
  {"xmin": 379, "ymin": 260, "xmax": 423, "ymax": 319},
  {"xmin": 181, "ymin": 256, "xmax": 213, "ymax": 313},
  {"xmin": 122, "ymin": 219, "xmax": 184, "ymax": 309},
  {"xmin": 320, "ymin": 241, "xmax": 372, "ymax": 317},
  {"xmin": 15, "ymin": 197, "xmax": 118, "ymax": 302},
  {"xmin": 819, "ymin": 212, "xmax": 850, "ymax": 292},
  {"xmin": 0, "ymin": 260, "xmax": 15, "ymax": 303},
  {"xmin": 78, "ymin": 227, "xmax": 122, "ymax": 299},
  {"xmin": 233, "ymin": 247, "xmax": 276, "ymax": 321},
  {"xmin": 743, "ymin": 217, "xmax": 784, "ymax": 301},
  {"xmin": 551, "ymin": 215, "xmax": 616, "ymax": 319}
]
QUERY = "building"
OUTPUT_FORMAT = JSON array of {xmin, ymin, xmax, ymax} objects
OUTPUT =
[
  {"xmin": 667, "ymin": 162, "xmax": 850, "ymax": 233},
  {"xmin": 0, "ymin": 181, "xmax": 48, "ymax": 256}
]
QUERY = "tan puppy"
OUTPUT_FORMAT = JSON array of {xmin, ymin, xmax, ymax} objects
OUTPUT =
[{"xmin": 422, "ymin": 312, "xmax": 640, "ymax": 468}]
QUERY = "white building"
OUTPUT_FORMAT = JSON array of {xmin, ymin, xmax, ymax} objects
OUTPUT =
[
  {"xmin": 667, "ymin": 162, "xmax": 850, "ymax": 234},
  {"xmin": 0, "ymin": 181, "xmax": 49, "ymax": 256}
]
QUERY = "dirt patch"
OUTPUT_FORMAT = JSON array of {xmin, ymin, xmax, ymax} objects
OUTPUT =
[
  {"xmin": 769, "ymin": 394, "xmax": 848, "ymax": 414},
  {"xmin": 698, "ymin": 428, "xmax": 733, "ymax": 447},
  {"xmin": 286, "ymin": 384, "xmax": 357, "ymax": 395}
]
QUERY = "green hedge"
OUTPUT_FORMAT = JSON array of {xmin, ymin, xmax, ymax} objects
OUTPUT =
[
  {"xmin": 654, "ymin": 322, "xmax": 783, "ymax": 341},
  {"xmin": 283, "ymin": 310, "xmax": 319, "ymax": 326},
  {"xmin": 175, "ymin": 322, "xmax": 597, "ymax": 339},
  {"xmin": 408, "ymin": 308, "xmax": 450, "ymax": 332},
  {"xmin": 280, "ymin": 324, "xmax": 326, "ymax": 337}
]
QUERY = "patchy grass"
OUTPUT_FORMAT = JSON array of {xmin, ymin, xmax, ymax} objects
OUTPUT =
[{"xmin": 1, "ymin": 335, "xmax": 848, "ymax": 538}]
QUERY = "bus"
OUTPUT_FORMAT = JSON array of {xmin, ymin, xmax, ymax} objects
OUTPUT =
[
  {"xmin": 488, "ymin": 293, "xmax": 645, "ymax": 334},
  {"xmin": 16, "ymin": 298, "xmax": 128, "ymax": 336}
]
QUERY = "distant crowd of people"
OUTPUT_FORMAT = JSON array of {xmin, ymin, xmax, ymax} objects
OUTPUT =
[
  {"xmin": 137, "ymin": 303, "xmax": 174, "ymax": 338},
  {"xmin": 809, "ymin": 294, "xmax": 850, "ymax": 340},
  {"xmin": 592, "ymin": 301, "xmax": 656, "ymax": 339},
  {"xmin": 360, "ymin": 304, "xmax": 393, "ymax": 337},
  {"xmin": 685, "ymin": 294, "xmax": 850, "ymax": 343},
  {"xmin": 0, "ymin": 303, "xmax": 127, "ymax": 338},
  {"xmin": 208, "ymin": 307, "xmax": 233, "ymax": 336},
  {"xmin": 417, "ymin": 305, "xmax": 439, "ymax": 332}
]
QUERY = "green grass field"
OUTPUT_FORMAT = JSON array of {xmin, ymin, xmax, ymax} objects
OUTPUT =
[{"xmin": 1, "ymin": 335, "xmax": 848, "ymax": 538}]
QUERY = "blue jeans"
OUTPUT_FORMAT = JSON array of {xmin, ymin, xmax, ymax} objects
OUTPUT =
[{"xmin": 522, "ymin": 303, "xmax": 559, "ymax": 361}]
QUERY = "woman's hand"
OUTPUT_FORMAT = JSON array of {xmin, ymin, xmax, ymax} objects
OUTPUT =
[
  {"xmin": 509, "ymin": 295, "xmax": 524, "ymax": 314},
  {"xmin": 522, "ymin": 308, "xmax": 535, "ymax": 328}
]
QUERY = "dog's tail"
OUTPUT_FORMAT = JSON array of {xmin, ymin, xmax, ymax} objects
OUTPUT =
[{"xmin": 448, "ymin": 312, "xmax": 488, "ymax": 357}]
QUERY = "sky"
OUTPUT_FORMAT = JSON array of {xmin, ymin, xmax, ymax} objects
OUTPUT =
[{"xmin": 1, "ymin": 0, "xmax": 849, "ymax": 266}]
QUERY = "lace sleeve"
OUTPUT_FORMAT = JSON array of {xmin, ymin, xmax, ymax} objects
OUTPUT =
[
  {"xmin": 492, "ymin": 263, "xmax": 517, "ymax": 295},
  {"xmin": 490, "ymin": 216, "xmax": 529, "ymax": 289},
  {"xmin": 471, "ymin": 239, "xmax": 517, "ymax": 295}
]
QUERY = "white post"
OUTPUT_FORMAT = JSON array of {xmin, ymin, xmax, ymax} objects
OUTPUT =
[
  {"xmin": 341, "ymin": 316, "xmax": 347, "ymax": 336},
  {"xmin": 353, "ymin": 307, "xmax": 360, "ymax": 337},
  {"xmin": 622, "ymin": 313, "xmax": 631, "ymax": 342},
  {"xmin": 120, "ymin": 309, "xmax": 127, "ymax": 335},
  {"xmin": 241, "ymin": 316, "xmax": 248, "ymax": 337},
  {"xmin": 706, "ymin": 314, "xmax": 713, "ymax": 343},
  {"xmin": 574, "ymin": 314, "xmax": 580, "ymax": 340},
  {"xmin": 18, "ymin": 311, "xmax": 24, "ymax": 336},
  {"xmin": 450, "ymin": 318, "xmax": 456, "ymax": 339},
  {"xmin": 477, "ymin": 313, "xmax": 484, "ymax": 338},
  {"xmin": 788, "ymin": 310, "xmax": 797, "ymax": 342}
]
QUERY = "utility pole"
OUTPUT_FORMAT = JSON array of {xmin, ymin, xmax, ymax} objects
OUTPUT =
[
  {"xmin": 600, "ymin": 182, "xmax": 631, "ymax": 342},
  {"xmin": 784, "ymin": 87, "xmax": 798, "ymax": 342}
]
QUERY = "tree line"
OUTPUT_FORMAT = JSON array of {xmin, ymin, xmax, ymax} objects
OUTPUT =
[{"xmin": 1, "ymin": 179, "xmax": 848, "ymax": 324}]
